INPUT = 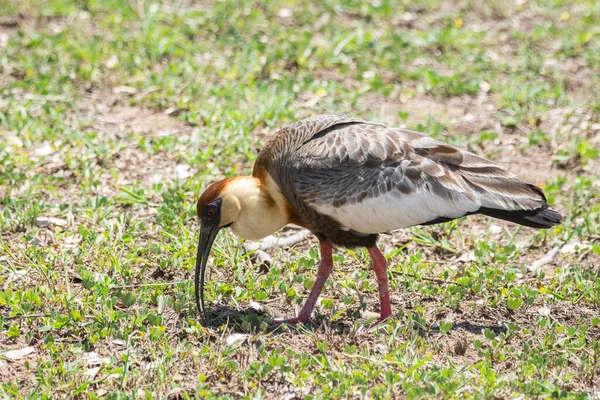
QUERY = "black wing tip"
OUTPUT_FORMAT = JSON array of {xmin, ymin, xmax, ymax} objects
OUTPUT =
[{"xmin": 480, "ymin": 206, "xmax": 562, "ymax": 229}]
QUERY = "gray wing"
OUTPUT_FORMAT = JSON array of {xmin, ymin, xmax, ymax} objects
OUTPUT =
[{"xmin": 292, "ymin": 123, "xmax": 546, "ymax": 234}]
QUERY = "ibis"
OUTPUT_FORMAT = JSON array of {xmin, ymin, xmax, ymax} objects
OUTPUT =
[{"xmin": 194, "ymin": 115, "xmax": 561, "ymax": 325}]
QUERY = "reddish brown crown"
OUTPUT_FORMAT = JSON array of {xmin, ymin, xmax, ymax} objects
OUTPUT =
[{"xmin": 196, "ymin": 178, "xmax": 235, "ymax": 218}]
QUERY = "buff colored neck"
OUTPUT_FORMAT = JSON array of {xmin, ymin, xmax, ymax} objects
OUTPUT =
[{"xmin": 222, "ymin": 176, "xmax": 290, "ymax": 241}]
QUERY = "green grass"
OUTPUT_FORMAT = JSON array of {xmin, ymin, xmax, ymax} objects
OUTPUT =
[{"xmin": 1, "ymin": 0, "xmax": 599, "ymax": 398}]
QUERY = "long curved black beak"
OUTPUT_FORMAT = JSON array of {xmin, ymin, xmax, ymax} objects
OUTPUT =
[{"xmin": 194, "ymin": 222, "xmax": 221, "ymax": 322}]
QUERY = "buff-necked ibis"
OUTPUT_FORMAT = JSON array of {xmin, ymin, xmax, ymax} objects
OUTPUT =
[{"xmin": 194, "ymin": 115, "xmax": 562, "ymax": 325}]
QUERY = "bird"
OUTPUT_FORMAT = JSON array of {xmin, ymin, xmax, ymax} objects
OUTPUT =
[{"xmin": 194, "ymin": 115, "xmax": 562, "ymax": 326}]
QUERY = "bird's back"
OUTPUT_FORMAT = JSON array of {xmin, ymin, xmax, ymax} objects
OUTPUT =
[{"xmin": 254, "ymin": 115, "xmax": 561, "ymax": 246}]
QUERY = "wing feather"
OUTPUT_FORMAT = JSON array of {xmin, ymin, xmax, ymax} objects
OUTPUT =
[{"xmin": 291, "ymin": 122, "xmax": 547, "ymax": 234}]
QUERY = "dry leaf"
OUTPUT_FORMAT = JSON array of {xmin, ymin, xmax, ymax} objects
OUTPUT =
[
  {"xmin": 249, "ymin": 301, "xmax": 262, "ymax": 312},
  {"xmin": 175, "ymin": 164, "xmax": 192, "ymax": 180},
  {"xmin": 105, "ymin": 55, "xmax": 119, "ymax": 69},
  {"xmin": 34, "ymin": 142, "xmax": 54, "ymax": 156},
  {"xmin": 35, "ymin": 216, "xmax": 68, "ymax": 227},
  {"xmin": 538, "ymin": 306, "xmax": 551, "ymax": 317},
  {"xmin": 85, "ymin": 367, "xmax": 101, "ymax": 379},
  {"xmin": 4, "ymin": 346, "xmax": 34, "ymax": 360},
  {"xmin": 277, "ymin": 8, "xmax": 292, "ymax": 18},
  {"xmin": 226, "ymin": 333, "xmax": 248, "ymax": 346},
  {"xmin": 457, "ymin": 250, "xmax": 476, "ymax": 262},
  {"xmin": 113, "ymin": 86, "xmax": 137, "ymax": 95}
]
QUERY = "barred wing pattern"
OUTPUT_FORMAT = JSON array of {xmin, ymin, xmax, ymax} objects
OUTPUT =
[{"xmin": 292, "ymin": 122, "xmax": 547, "ymax": 234}]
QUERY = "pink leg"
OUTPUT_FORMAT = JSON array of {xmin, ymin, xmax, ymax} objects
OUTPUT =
[
  {"xmin": 367, "ymin": 245, "xmax": 392, "ymax": 326},
  {"xmin": 271, "ymin": 240, "xmax": 333, "ymax": 325}
]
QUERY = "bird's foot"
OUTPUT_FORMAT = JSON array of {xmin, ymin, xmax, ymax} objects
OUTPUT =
[{"xmin": 269, "ymin": 315, "xmax": 311, "ymax": 327}]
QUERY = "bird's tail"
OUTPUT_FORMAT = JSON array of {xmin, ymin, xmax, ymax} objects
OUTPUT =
[
  {"xmin": 459, "ymin": 173, "xmax": 562, "ymax": 229},
  {"xmin": 479, "ymin": 205, "xmax": 562, "ymax": 228}
]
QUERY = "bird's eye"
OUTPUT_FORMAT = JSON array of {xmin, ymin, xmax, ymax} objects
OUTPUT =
[{"xmin": 207, "ymin": 209, "xmax": 216, "ymax": 217}]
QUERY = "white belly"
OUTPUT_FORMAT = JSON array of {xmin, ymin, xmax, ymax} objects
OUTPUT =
[{"xmin": 311, "ymin": 189, "xmax": 479, "ymax": 234}]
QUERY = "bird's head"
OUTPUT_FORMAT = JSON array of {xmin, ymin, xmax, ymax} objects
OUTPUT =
[
  {"xmin": 196, "ymin": 177, "xmax": 242, "ymax": 230},
  {"xmin": 193, "ymin": 176, "xmax": 288, "ymax": 321},
  {"xmin": 193, "ymin": 177, "xmax": 243, "ymax": 321}
]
